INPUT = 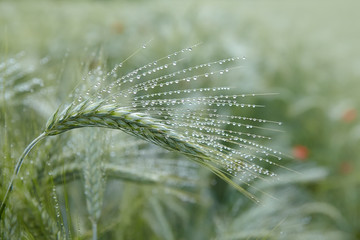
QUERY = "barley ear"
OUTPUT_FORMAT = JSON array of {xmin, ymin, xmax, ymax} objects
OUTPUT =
[{"xmin": 82, "ymin": 134, "xmax": 105, "ymax": 240}]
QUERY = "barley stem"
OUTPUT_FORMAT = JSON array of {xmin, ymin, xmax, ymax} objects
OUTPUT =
[
  {"xmin": 0, "ymin": 132, "xmax": 46, "ymax": 218},
  {"xmin": 92, "ymin": 220, "xmax": 97, "ymax": 240}
]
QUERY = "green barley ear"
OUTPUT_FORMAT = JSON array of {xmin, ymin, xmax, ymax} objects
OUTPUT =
[
  {"xmin": 1, "ymin": 206, "xmax": 19, "ymax": 239},
  {"xmin": 0, "ymin": 53, "xmax": 44, "ymax": 106},
  {"xmin": 81, "ymin": 132, "xmax": 105, "ymax": 240},
  {"xmin": 1, "ymin": 44, "xmax": 287, "ymax": 217}
]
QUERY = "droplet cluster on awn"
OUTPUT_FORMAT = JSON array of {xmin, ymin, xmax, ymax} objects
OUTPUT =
[{"xmin": 70, "ymin": 43, "xmax": 286, "ymax": 187}]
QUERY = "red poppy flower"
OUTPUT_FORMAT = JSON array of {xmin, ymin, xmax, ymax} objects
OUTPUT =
[
  {"xmin": 342, "ymin": 108, "xmax": 357, "ymax": 123},
  {"xmin": 292, "ymin": 145, "xmax": 309, "ymax": 161}
]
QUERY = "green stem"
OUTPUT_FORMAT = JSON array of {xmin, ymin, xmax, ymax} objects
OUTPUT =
[
  {"xmin": 0, "ymin": 132, "xmax": 47, "ymax": 218},
  {"xmin": 92, "ymin": 220, "xmax": 98, "ymax": 240}
]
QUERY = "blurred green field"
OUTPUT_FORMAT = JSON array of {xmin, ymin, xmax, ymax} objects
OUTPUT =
[{"xmin": 1, "ymin": 0, "xmax": 359, "ymax": 239}]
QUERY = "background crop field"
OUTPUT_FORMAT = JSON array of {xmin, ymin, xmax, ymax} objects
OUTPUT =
[{"xmin": 1, "ymin": 0, "xmax": 359, "ymax": 239}]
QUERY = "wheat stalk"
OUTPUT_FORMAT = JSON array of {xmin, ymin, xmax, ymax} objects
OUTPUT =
[{"xmin": 1, "ymin": 44, "xmax": 286, "ymax": 218}]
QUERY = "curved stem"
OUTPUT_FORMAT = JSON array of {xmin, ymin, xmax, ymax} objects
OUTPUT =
[{"xmin": 0, "ymin": 132, "xmax": 47, "ymax": 218}]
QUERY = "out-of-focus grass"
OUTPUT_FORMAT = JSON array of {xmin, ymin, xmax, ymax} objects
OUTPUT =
[{"xmin": 1, "ymin": 0, "xmax": 359, "ymax": 239}]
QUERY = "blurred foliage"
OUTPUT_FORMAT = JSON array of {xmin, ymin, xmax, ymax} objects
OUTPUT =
[{"xmin": 1, "ymin": 0, "xmax": 359, "ymax": 239}]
